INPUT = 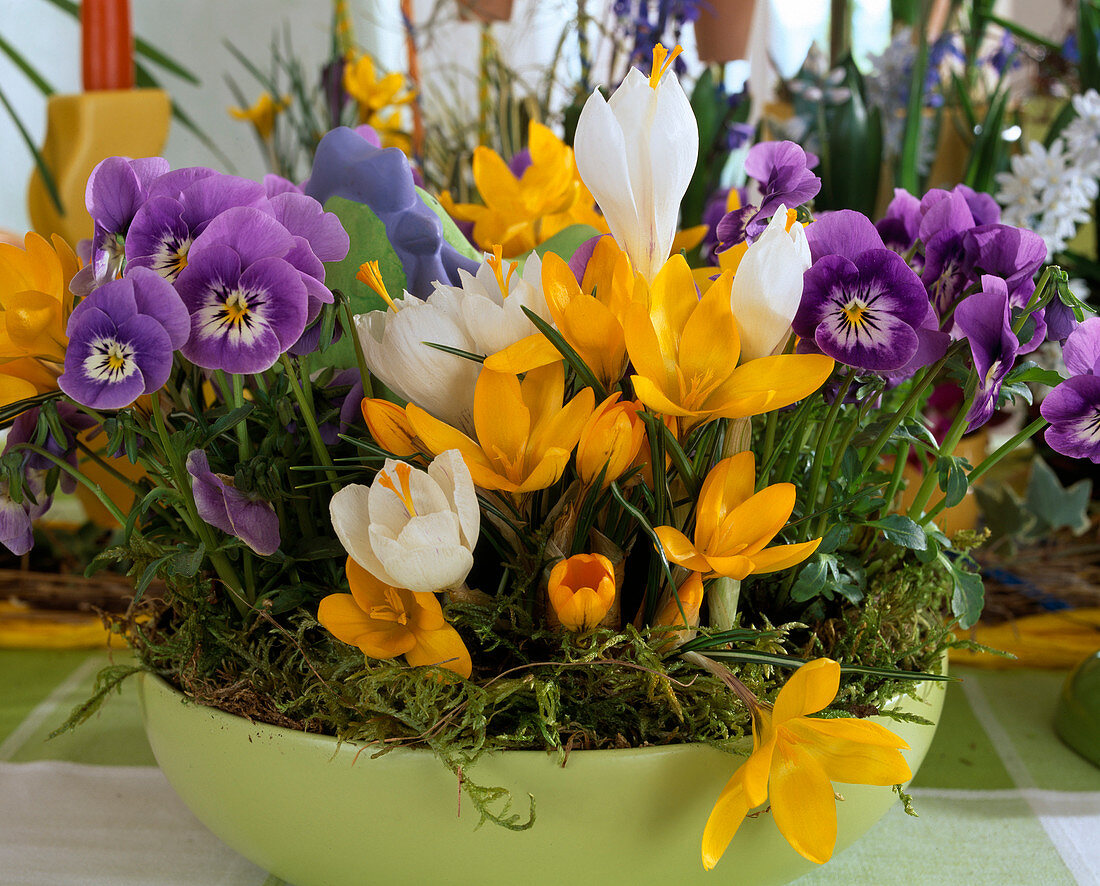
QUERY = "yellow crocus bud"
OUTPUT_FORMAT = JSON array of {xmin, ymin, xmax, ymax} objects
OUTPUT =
[
  {"xmin": 652, "ymin": 572, "xmax": 704, "ymax": 650},
  {"xmin": 361, "ymin": 398, "xmax": 421, "ymax": 457},
  {"xmin": 547, "ymin": 553, "xmax": 616, "ymax": 631},
  {"xmin": 576, "ymin": 393, "xmax": 646, "ymax": 489}
]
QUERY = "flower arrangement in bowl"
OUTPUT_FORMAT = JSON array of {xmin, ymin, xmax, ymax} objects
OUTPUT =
[{"xmin": 9, "ymin": 42, "xmax": 1092, "ymax": 886}]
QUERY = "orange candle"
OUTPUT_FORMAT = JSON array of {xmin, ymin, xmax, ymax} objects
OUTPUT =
[{"xmin": 82, "ymin": 0, "xmax": 133, "ymax": 91}]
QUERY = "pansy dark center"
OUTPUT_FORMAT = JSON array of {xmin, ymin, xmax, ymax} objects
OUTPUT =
[
  {"xmin": 84, "ymin": 336, "xmax": 137, "ymax": 383},
  {"xmin": 153, "ymin": 236, "xmax": 193, "ymax": 282},
  {"xmin": 221, "ymin": 292, "xmax": 252, "ymax": 329},
  {"xmin": 841, "ymin": 299, "xmax": 869, "ymax": 328}
]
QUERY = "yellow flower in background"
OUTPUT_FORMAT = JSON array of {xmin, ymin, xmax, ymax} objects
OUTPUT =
[
  {"xmin": 624, "ymin": 254, "xmax": 834, "ymax": 432},
  {"xmin": 701, "ymin": 658, "xmax": 912, "ymax": 869},
  {"xmin": 655, "ymin": 451, "xmax": 820, "ymax": 581},
  {"xmin": 547, "ymin": 552, "xmax": 616, "ymax": 631},
  {"xmin": 318, "ymin": 557, "xmax": 472, "ymax": 678},
  {"xmin": 0, "ymin": 233, "xmax": 79, "ymax": 408},
  {"xmin": 229, "ymin": 92, "xmax": 290, "ymax": 141},
  {"xmin": 485, "ymin": 238, "xmax": 636, "ymax": 388},
  {"xmin": 440, "ymin": 122, "xmax": 606, "ymax": 257},
  {"xmin": 361, "ymin": 398, "xmax": 424, "ymax": 458},
  {"xmin": 406, "ymin": 362, "xmax": 594, "ymax": 495},
  {"xmin": 343, "ymin": 53, "xmax": 415, "ymax": 151}
]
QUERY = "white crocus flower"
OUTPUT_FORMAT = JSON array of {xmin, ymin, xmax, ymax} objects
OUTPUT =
[
  {"xmin": 357, "ymin": 295, "xmax": 481, "ymax": 435},
  {"xmin": 356, "ymin": 253, "xmax": 550, "ymax": 436},
  {"xmin": 729, "ymin": 207, "xmax": 812, "ymax": 362},
  {"xmin": 573, "ymin": 44, "xmax": 698, "ymax": 281},
  {"xmin": 329, "ymin": 451, "xmax": 480, "ymax": 593},
  {"xmin": 431, "ymin": 250, "xmax": 550, "ymax": 356}
]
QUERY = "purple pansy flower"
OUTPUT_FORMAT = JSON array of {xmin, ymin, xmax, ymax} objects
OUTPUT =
[
  {"xmin": 1063, "ymin": 317, "xmax": 1100, "ymax": 376},
  {"xmin": 876, "ymin": 188, "xmax": 921, "ymax": 257},
  {"xmin": 1041, "ymin": 375, "xmax": 1100, "ymax": 463},
  {"xmin": 918, "ymin": 188, "xmax": 978, "ymax": 320},
  {"xmin": 6, "ymin": 405, "xmax": 97, "ymax": 493},
  {"xmin": 263, "ymin": 174, "xmax": 302, "ymax": 198},
  {"xmin": 797, "ymin": 210, "xmax": 942, "ymax": 372},
  {"xmin": 174, "ymin": 207, "xmax": 309, "ymax": 373},
  {"xmin": 126, "ymin": 171, "xmax": 268, "ymax": 283},
  {"xmin": 186, "ymin": 450, "xmax": 280, "ymax": 555},
  {"xmin": 74, "ymin": 156, "xmax": 171, "ymax": 293},
  {"xmin": 1040, "ymin": 320, "xmax": 1100, "ymax": 462},
  {"xmin": 59, "ymin": 268, "xmax": 189, "ymax": 410},
  {"xmin": 953, "ymin": 276, "xmax": 1019, "ymax": 431},
  {"xmin": 717, "ymin": 141, "xmax": 821, "ymax": 249},
  {"xmin": 0, "ymin": 470, "xmax": 51, "ymax": 556}
]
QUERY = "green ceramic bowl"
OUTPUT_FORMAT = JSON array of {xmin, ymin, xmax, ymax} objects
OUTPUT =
[
  {"xmin": 1055, "ymin": 650, "xmax": 1100, "ymax": 769},
  {"xmin": 139, "ymin": 669, "xmax": 945, "ymax": 886}
]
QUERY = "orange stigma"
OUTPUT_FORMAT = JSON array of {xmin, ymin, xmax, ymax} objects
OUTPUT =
[
  {"xmin": 377, "ymin": 461, "xmax": 417, "ymax": 516},
  {"xmin": 357, "ymin": 260, "xmax": 399, "ymax": 312},
  {"xmin": 487, "ymin": 245, "xmax": 517, "ymax": 297}
]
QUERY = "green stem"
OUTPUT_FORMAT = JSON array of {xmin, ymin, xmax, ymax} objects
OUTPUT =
[
  {"xmin": 857, "ymin": 347, "xmax": 959, "ymax": 475},
  {"xmin": 881, "ymin": 441, "xmax": 911, "ymax": 517},
  {"xmin": 1012, "ymin": 266, "xmax": 1055, "ymax": 337},
  {"xmin": 803, "ymin": 369, "xmax": 856, "ymax": 538},
  {"xmin": 340, "ymin": 296, "xmax": 376, "ymax": 399},
  {"xmin": 150, "ymin": 399, "xmax": 248, "ymax": 614},
  {"xmin": 768, "ymin": 396, "xmax": 816, "ymax": 485},
  {"xmin": 280, "ymin": 354, "xmax": 340, "ymax": 495},
  {"xmin": 228, "ymin": 373, "xmax": 251, "ymax": 466},
  {"xmin": 907, "ymin": 376, "xmax": 978, "ymax": 521},
  {"xmin": 921, "ymin": 417, "xmax": 1048, "ymax": 525},
  {"xmin": 9, "ymin": 444, "xmax": 128, "ymax": 525}
]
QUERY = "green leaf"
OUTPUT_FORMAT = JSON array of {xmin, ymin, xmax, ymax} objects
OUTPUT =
[
  {"xmin": 416, "ymin": 187, "xmax": 481, "ymax": 263},
  {"xmin": 0, "ymin": 82, "xmax": 63, "ymax": 213},
  {"xmin": 0, "ymin": 32, "xmax": 55, "ymax": 95},
  {"xmin": 868, "ymin": 514, "xmax": 927, "ymax": 550},
  {"xmin": 532, "ymin": 224, "xmax": 603, "ymax": 264},
  {"xmin": 946, "ymin": 557, "xmax": 984, "ymax": 629},
  {"xmin": 816, "ymin": 522, "xmax": 851, "ymax": 554},
  {"xmin": 423, "ymin": 342, "xmax": 486, "ymax": 364},
  {"xmin": 694, "ymin": 648, "xmax": 954, "ymax": 681},
  {"xmin": 1080, "ymin": 0, "xmax": 1100, "ymax": 92},
  {"xmin": 205, "ymin": 404, "xmax": 256, "ymax": 443},
  {"xmin": 790, "ymin": 555, "xmax": 831, "ymax": 602},
  {"xmin": 985, "ymin": 13, "xmax": 1062, "ymax": 52},
  {"xmin": 1004, "ymin": 363, "xmax": 1066, "ymax": 388},
  {"xmin": 935, "ymin": 456, "xmax": 969, "ymax": 509},
  {"xmin": 1025, "ymin": 456, "xmax": 1092, "ymax": 535},
  {"xmin": 319, "ymin": 196, "xmax": 408, "ymax": 369},
  {"xmin": 899, "ymin": 21, "xmax": 930, "ymax": 192},
  {"xmin": 134, "ymin": 37, "xmax": 201, "ymax": 85}
]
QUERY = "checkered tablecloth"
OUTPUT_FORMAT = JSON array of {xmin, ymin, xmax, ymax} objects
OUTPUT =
[{"xmin": 1, "ymin": 649, "xmax": 1098, "ymax": 885}]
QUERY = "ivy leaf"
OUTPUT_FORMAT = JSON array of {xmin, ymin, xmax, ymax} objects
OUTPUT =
[
  {"xmin": 944, "ymin": 555, "xmax": 984, "ymax": 629},
  {"xmin": 867, "ymin": 514, "xmax": 927, "ymax": 550},
  {"xmin": 790, "ymin": 555, "xmax": 831, "ymax": 602},
  {"xmin": 935, "ymin": 456, "xmax": 970, "ymax": 509},
  {"xmin": 1025, "ymin": 457, "xmax": 1092, "ymax": 535}
]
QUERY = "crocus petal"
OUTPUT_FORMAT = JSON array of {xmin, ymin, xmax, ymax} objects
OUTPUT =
[
  {"xmin": 701, "ymin": 770, "xmax": 752, "ymax": 872},
  {"xmin": 770, "ymin": 741, "xmax": 838, "ymax": 864},
  {"xmin": 788, "ymin": 718, "xmax": 913, "ymax": 785},
  {"xmin": 747, "ymin": 539, "xmax": 822, "ymax": 574},
  {"xmin": 774, "ymin": 658, "xmax": 840, "ymax": 722},
  {"xmin": 330, "ymin": 483, "xmax": 400, "ymax": 586},
  {"xmin": 317, "ymin": 593, "xmax": 418, "ymax": 659},
  {"xmin": 405, "ymin": 623, "xmax": 472, "ymax": 678},
  {"xmin": 655, "ymin": 525, "xmax": 712, "ymax": 573}
]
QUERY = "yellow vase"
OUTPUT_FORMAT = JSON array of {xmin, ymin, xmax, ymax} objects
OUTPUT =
[{"xmin": 27, "ymin": 89, "xmax": 171, "ymax": 248}]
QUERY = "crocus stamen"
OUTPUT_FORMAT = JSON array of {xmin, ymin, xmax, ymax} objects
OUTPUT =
[
  {"xmin": 83, "ymin": 337, "xmax": 136, "ymax": 382},
  {"xmin": 377, "ymin": 461, "xmax": 417, "ymax": 516},
  {"xmin": 486, "ymin": 245, "xmax": 516, "ymax": 297},
  {"xmin": 648, "ymin": 43, "xmax": 683, "ymax": 90},
  {"xmin": 369, "ymin": 587, "xmax": 409, "ymax": 625},
  {"xmin": 357, "ymin": 260, "xmax": 399, "ymax": 312}
]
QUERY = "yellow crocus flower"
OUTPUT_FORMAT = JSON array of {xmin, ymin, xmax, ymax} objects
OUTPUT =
[
  {"xmin": 485, "ymin": 237, "xmax": 636, "ymax": 388},
  {"xmin": 343, "ymin": 53, "xmax": 415, "ymax": 152},
  {"xmin": 0, "ymin": 233, "xmax": 79, "ymax": 408},
  {"xmin": 701, "ymin": 658, "xmax": 912, "ymax": 869},
  {"xmin": 318, "ymin": 557, "xmax": 471, "ymax": 678},
  {"xmin": 405, "ymin": 362, "xmax": 594, "ymax": 494},
  {"xmin": 624, "ymin": 254, "xmax": 834, "ymax": 432},
  {"xmin": 655, "ymin": 450, "xmax": 819, "ymax": 581},
  {"xmin": 547, "ymin": 552, "xmax": 616, "ymax": 631},
  {"xmin": 440, "ymin": 122, "xmax": 607, "ymax": 257},
  {"xmin": 228, "ymin": 92, "xmax": 290, "ymax": 142}
]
